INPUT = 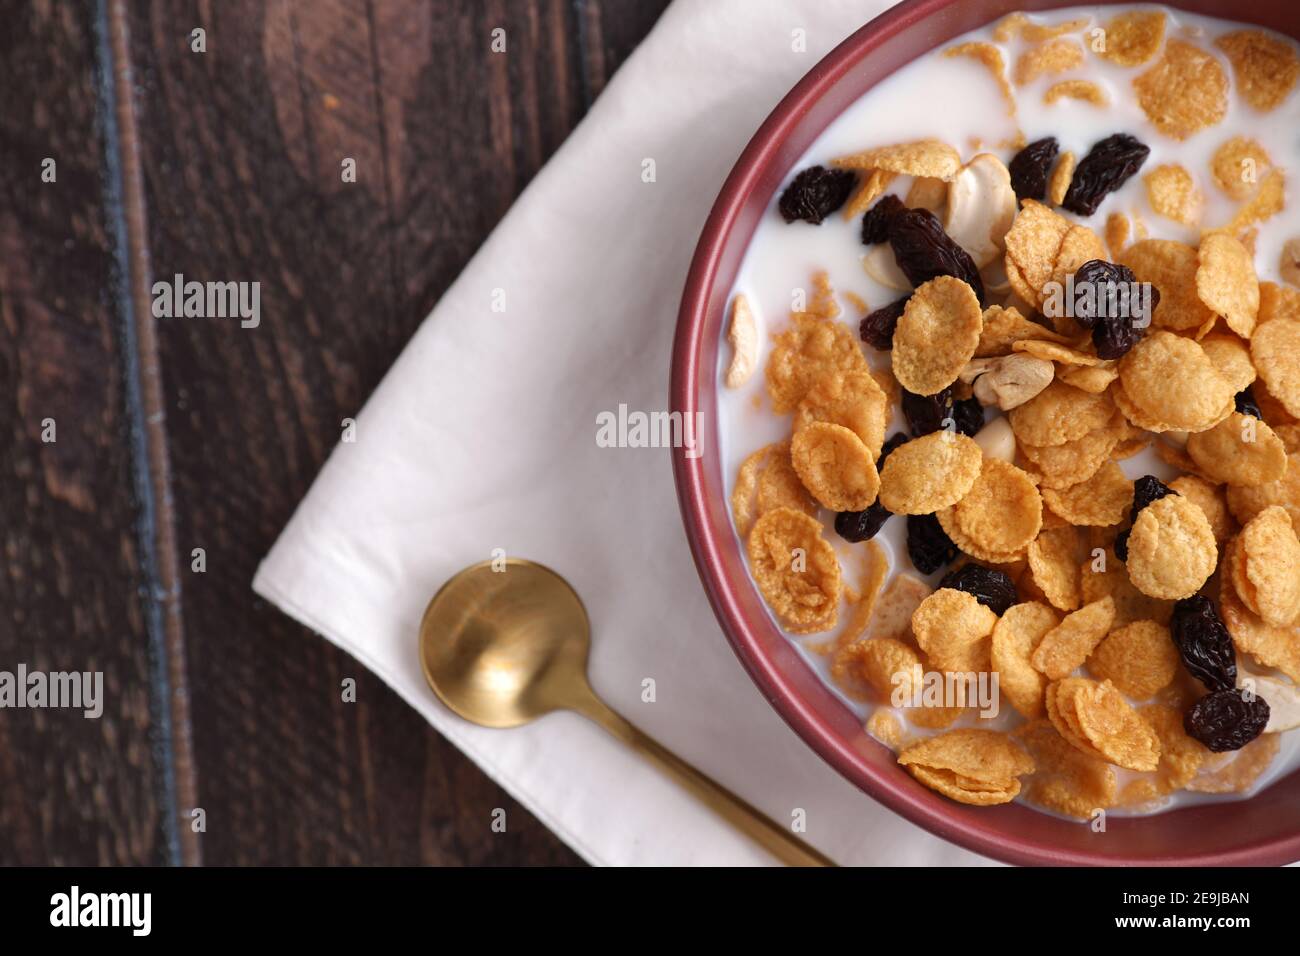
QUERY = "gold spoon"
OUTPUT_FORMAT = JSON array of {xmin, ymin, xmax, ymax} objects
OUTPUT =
[{"xmin": 419, "ymin": 558, "xmax": 835, "ymax": 867}]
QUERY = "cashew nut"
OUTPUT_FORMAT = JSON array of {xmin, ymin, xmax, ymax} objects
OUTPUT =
[
  {"xmin": 725, "ymin": 294, "xmax": 759, "ymax": 389},
  {"xmin": 944, "ymin": 154, "xmax": 1017, "ymax": 268},
  {"xmin": 960, "ymin": 354, "xmax": 1055, "ymax": 410}
]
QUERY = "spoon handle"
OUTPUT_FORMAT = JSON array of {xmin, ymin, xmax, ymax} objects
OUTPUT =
[{"xmin": 572, "ymin": 691, "xmax": 836, "ymax": 867}]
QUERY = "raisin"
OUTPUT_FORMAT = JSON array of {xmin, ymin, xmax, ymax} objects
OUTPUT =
[
  {"xmin": 1235, "ymin": 387, "xmax": 1262, "ymax": 419},
  {"xmin": 859, "ymin": 295, "xmax": 911, "ymax": 350},
  {"xmin": 888, "ymin": 208, "xmax": 986, "ymax": 303},
  {"xmin": 778, "ymin": 166, "xmax": 857, "ymax": 224},
  {"xmin": 834, "ymin": 433, "xmax": 910, "ymax": 543},
  {"xmin": 952, "ymin": 397, "xmax": 985, "ymax": 437},
  {"xmin": 939, "ymin": 565, "xmax": 1018, "ymax": 615},
  {"xmin": 1114, "ymin": 475, "xmax": 1177, "ymax": 562},
  {"xmin": 1184, "ymin": 689, "xmax": 1269, "ymax": 752},
  {"xmin": 861, "ymin": 194, "xmax": 906, "ymax": 245},
  {"xmin": 902, "ymin": 387, "xmax": 952, "ymax": 437},
  {"xmin": 907, "ymin": 513, "xmax": 959, "ymax": 575},
  {"xmin": 1070, "ymin": 258, "xmax": 1158, "ymax": 359},
  {"xmin": 1008, "ymin": 136, "xmax": 1059, "ymax": 202},
  {"xmin": 1171, "ymin": 595, "xmax": 1238, "ymax": 692},
  {"xmin": 1062, "ymin": 133, "xmax": 1151, "ymax": 216}
]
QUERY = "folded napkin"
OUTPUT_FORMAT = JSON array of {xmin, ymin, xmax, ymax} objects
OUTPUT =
[{"xmin": 254, "ymin": 0, "xmax": 996, "ymax": 866}]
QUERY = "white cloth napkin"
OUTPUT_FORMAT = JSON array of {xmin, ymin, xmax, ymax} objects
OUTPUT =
[{"xmin": 253, "ymin": 0, "xmax": 996, "ymax": 866}]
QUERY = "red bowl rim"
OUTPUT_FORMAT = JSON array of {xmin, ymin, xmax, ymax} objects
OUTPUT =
[{"xmin": 669, "ymin": 0, "xmax": 1300, "ymax": 866}]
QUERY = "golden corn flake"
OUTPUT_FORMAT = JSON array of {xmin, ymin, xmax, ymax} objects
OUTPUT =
[
  {"xmin": 791, "ymin": 421, "xmax": 880, "ymax": 512},
  {"xmin": 1044, "ymin": 462, "xmax": 1134, "ymax": 530},
  {"xmin": 747, "ymin": 507, "xmax": 842, "ymax": 633},
  {"xmin": 1169, "ymin": 474, "xmax": 1234, "ymax": 546},
  {"xmin": 1028, "ymin": 526, "xmax": 1085, "ymax": 612},
  {"xmin": 1144, "ymin": 164, "xmax": 1201, "ymax": 225},
  {"xmin": 1215, "ymin": 29, "xmax": 1300, "ymax": 111},
  {"xmin": 1119, "ymin": 240, "xmax": 1216, "ymax": 332},
  {"xmin": 945, "ymin": 42, "xmax": 1016, "ymax": 116},
  {"xmin": 1228, "ymin": 168, "xmax": 1287, "ymax": 233},
  {"xmin": 794, "ymin": 368, "xmax": 888, "ymax": 461},
  {"xmin": 992, "ymin": 602, "xmax": 1061, "ymax": 718},
  {"xmin": 905, "ymin": 176, "xmax": 949, "ymax": 214},
  {"xmin": 1021, "ymin": 415, "xmax": 1123, "ymax": 490},
  {"xmin": 1010, "ymin": 379, "xmax": 1115, "ymax": 447},
  {"xmin": 976, "ymin": 305, "xmax": 1072, "ymax": 357},
  {"xmin": 867, "ymin": 573, "xmax": 932, "ymax": 644},
  {"xmin": 1197, "ymin": 232, "xmax": 1260, "ymax": 338},
  {"xmin": 1105, "ymin": 212, "xmax": 1131, "ymax": 258},
  {"xmin": 1046, "ymin": 679, "xmax": 1107, "ymax": 760},
  {"xmin": 841, "ymin": 169, "xmax": 899, "ymax": 220},
  {"xmin": 1251, "ymin": 318, "xmax": 1300, "ymax": 419},
  {"xmin": 1198, "ymin": 334, "xmax": 1257, "ymax": 394},
  {"xmin": 994, "ymin": 12, "xmax": 1090, "ymax": 43},
  {"xmin": 1044, "ymin": 80, "xmax": 1109, "ymax": 107},
  {"xmin": 1118, "ymin": 331, "xmax": 1236, "ymax": 432},
  {"xmin": 1047, "ymin": 151, "xmax": 1076, "ymax": 206},
  {"xmin": 1210, "ymin": 137, "xmax": 1272, "ymax": 200},
  {"xmin": 1015, "ymin": 718, "xmax": 1117, "ymax": 818},
  {"xmin": 1097, "ymin": 9, "xmax": 1166, "ymax": 67},
  {"xmin": 1126, "ymin": 494, "xmax": 1219, "ymax": 600},
  {"xmin": 1186, "ymin": 731, "xmax": 1280, "ymax": 793},
  {"xmin": 1259, "ymin": 281, "xmax": 1300, "ymax": 326},
  {"xmin": 1088, "ymin": 620, "xmax": 1179, "ymax": 699},
  {"xmin": 1279, "ymin": 238, "xmax": 1300, "ymax": 288},
  {"xmin": 1049, "ymin": 225, "xmax": 1109, "ymax": 293},
  {"xmin": 1082, "ymin": 546, "xmax": 1174, "ymax": 627},
  {"xmin": 866, "ymin": 708, "xmax": 906, "ymax": 749},
  {"xmin": 899, "ymin": 728, "xmax": 1034, "ymax": 805},
  {"xmin": 858, "ymin": 636, "xmax": 925, "ymax": 701},
  {"xmin": 1031, "ymin": 596, "xmax": 1116, "ymax": 680},
  {"xmin": 1225, "ymin": 443, "xmax": 1300, "ymax": 529},
  {"xmin": 877, "ymin": 431, "xmax": 982, "ymax": 515},
  {"xmin": 911, "ymin": 587, "xmax": 996, "ymax": 673},
  {"xmin": 1220, "ymin": 574, "xmax": 1300, "ymax": 681},
  {"xmin": 1059, "ymin": 360, "xmax": 1120, "ymax": 394},
  {"xmin": 766, "ymin": 312, "xmax": 869, "ymax": 413},
  {"xmin": 1240, "ymin": 506, "xmax": 1300, "ymax": 626},
  {"xmin": 1133, "ymin": 40, "xmax": 1229, "ymax": 140},
  {"xmin": 938, "ymin": 510, "xmax": 1028, "ymax": 564},
  {"xmin": 1071, "ymin": 677, "xmax": 1162, "ymax": 771},
  {"xmin": 833, "ymin": 139, "xmax": 962, "ymax": 181},
  {"xmin": 1187, "ymin": 412, "xmax": 1288, "ymax": 487},
  {"xmin": 732, "ymin": 441, "xmax": 816, "ymax": 536},
  {"xmin": 945, "ymin": 458, "xmax": 1044, "ymax": 556},
  {"xmin": 1005, "ymin": 200, "xmax": 1073, "ymax": 306},
  {"xmin": 906, "ymin": 702, "xmax": 967, "ymax": 730},
  {"xmin": 1014, "ymin": 39, "xmax": 1085, "ymax": 86},
  {"xmin": 892, "ymin": 276, "xmax": 982, "ymax": 396},
  {"xmin": 1138, "ymin": 703, "xmax": 1210, "ymax": 793}
]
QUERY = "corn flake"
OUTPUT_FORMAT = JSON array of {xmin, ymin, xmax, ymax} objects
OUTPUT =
[
  {"xmin": 1028, "ymin": 526, "xmax": 1085, "ymax": 612},
  {"xmin": 1227, "ymin": 168, "xmax": 1286, "ymax": 232},
  {"xmin": 1119, "ymin": 239, "xmax": 1216, "ymax": 331},
  {"xmin": 1015, "ymin": 718, "xmax": 1117, "ymax": 817},
  {"xmin": 1118, "ymin": 331, "xmax": 1236, "ymax": 432},
  {"xmin": 1210, "ymin": 137, "xmax": 1272, "ymax": 200},
  {"xmin": 1010, "ymin": 379, "xmax": 1115, "ymax": 447},
  {"xmin": 1088, "ymin": 620, "xmax": 1179, "ymax": 699},
  {"xmin": 911, "ymin": 588, "xmax": 996, "ymax": 673},
  {"xmin": 992, "ymin": 602, "xmax": 1061, "ymax": 718},
  {"xmin": 1197, "ymin": 232, "xmax": 1260, "ymax": 338},
  {"xmin": 976, "ymin": 305, "xmax": 1071, "ymax": 357},
  {"xmin": 1125, "ymin": 494, "xmax": 1219, "ymax": 600},
  {"xmin": 1014, "ymin": 39, "xmax": 1085, "ymax": 86},
  {"xmin": 1137, "ymin": 702, "xmax": 1210, "ymax": 793},
  {"xmin": 1044, "ymin": 80, "xmax": 1109, "ymax": 107},
  {"xmin": 945, "ymin": 42, "xmax": 1016, "ymax": 116},
  {"xmin": 1187, "ymin": 412, "xmax": 1288, "ymax": 487},
  {"xmin": 994, "ymin": 13, "xmax": 1089, "ymax": 43},
  {"xmin": 877, "ymin": 431, "xmax": 983, "ymax": 515},
  {"xmin": 766, "ymin": 312, "xmax": 870, "ymax": 413},
  {"xmin": 1220, "ymin": 574, "xmax": 1300, "ymax": 681},
  {"xmin": 1240, "ymin": 506, "xmax": 1300, "ymax": 626},
  {"xmin": 1048, "ymin": 151, "xmax": 1076, "ymax": 206},
  {"xmin": 899, "ymin": 728, "xmax": 1034, "ymax": 805},
  {"xmin": 1133, "ymin": 40, "xmax": 1228, "ymax": 140},
  {"xmin": 1186, "ymin": 731, "xmax": 1280, "ymax": 793},
  {"xmin": 794, "ymin": 368, "xmax": 889, "ymax": 461},
  {"xmin": 747, "ymin": 507, "xmax": 842, "ymax": 633},
  {"xmin": 1169, "ymin": 474, "xmax": 1234, "ymax": 546},
  {"xmin": 833, "ymin": 139, "xmax": 963, "ymax": 181},
  {"xmin": 1032, "ymin": 596, "xmax": 1116, "ymax": 680},
  {"xmin": 892, "ymin": 276, "xmax": 983, "ymax": 396},
  {"xmin": 732, "ymin": 441, "xmax": 816, "ymax": 537},
  {"xmin": 1097, "ymin": 10, "xmax": 1166, "ymax": 67},
  {"xmin": 1215, "ymin": 29, "xmax": 1300, "ymax": 111},
  {"xmin": 1105, "ymin": 212, "xmax": 1131, "ymax": 257},
  {"xmin": 1042, "ymin": 461, "xmax": 1133, "ymax": 528},
  {"xmin": 1144, "ymin": 164, "xmax": 1202, "ymax": 225},
  {"xmin": 1251, "ymin": 318, "xmax": 1300, "ymax": 419},
  {"xmin": 791, "ymin": 421, "xmax": 880, "ymax": 512},
  {"xmin": 1070, "ymin": 677, "xmax": 1162, "ymax": 771},
  {"xmin": 944, "ymin": 458, "xmax": 1043, "ymax": 556}
]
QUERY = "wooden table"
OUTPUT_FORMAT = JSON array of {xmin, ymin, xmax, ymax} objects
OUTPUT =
[{"xmin": 0, "ymin": 0, "xmax": 670, "ymax": 866}]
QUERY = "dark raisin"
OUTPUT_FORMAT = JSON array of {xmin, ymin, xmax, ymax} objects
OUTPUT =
[
  {"xmin": 939, "ymin": 565, "xmax": 1018, "ymax": 615},
  {"xmin": 778, "ymin": 166, "xmax": 857, "ymax": 224},
  {"xmin": 1184, "ymin": 689, "xmax": 1269, "ymax": 752},
  {"xmin": 1068, "ymin": 259, "xmax": 1157, "ymax": 359},
  {"xmin": 1062, "ymin": 133, "xmax": 1151, "ymax": 216},
  {"xmin": 859, "ymin": 295, "xmax": 911, "ymax": 350},
  {"xmin": 888, "ymin": 208, "xmax": 986, "ymax": 303},
  {"xmin": 861, "ymin": 194, "xmax": 906, "ymax": 245},
  {"xmin": 907, "ymin": 514, "xmax": 959, "ymax": 575},
  {"xmin": 1235, "ymin": 387, "xmax": 1262, "ymax": 419},
  {"xmin": 833, "ymin": 433, "xmax": 910, "ymax": 543},
  {"xmin": 902, "ymin": 387, "xmax": 952, "ymax": 437},
  {"xmin": 1008, "ymin": 137, "xmax": 1060, "ymax": 202},
  {"xmin": 952, "ymin": 397, "xmax": 985, "ymax": 437},
  {"xmin": 1114, "ymin": 476, "xmax": 1177, "ymax": 562},
  {"xmin": 1170, "ymin": 595, "xmax": 1238, "ymax": 692}
]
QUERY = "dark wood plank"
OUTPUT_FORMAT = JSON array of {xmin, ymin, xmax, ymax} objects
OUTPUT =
[
  {"xmin": 0, "ymin": 0, "xmax": 172, "ymax": 865},
  {"xmin": 121, "ymin": 0, "xmax": 666, "ymax": 865}
]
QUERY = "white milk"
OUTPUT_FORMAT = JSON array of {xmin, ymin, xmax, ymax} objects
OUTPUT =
[{"xmin": 718, "ymin": 5, "xmax": 1300, "ymax": 816}]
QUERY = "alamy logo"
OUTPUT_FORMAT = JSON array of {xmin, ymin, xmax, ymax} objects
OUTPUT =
[
  {"xmin": 151, "ymin": 273, "xmax": 261, "ymax": 328},
  {"xmin": 50, "ymin": 886, "xmax": 151, "ymax": 936},
  {"xmin": 595, "ymin": 404, "xmax": 704, "ymax": 459},
  {"xmin": 0, "ymin": 664, "xmax": 103, "ymax": 718}
]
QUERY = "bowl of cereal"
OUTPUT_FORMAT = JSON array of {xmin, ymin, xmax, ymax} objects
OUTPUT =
[{"xmin": 672, "ymin": 1, "xmax": 1300, "ymax": 865}]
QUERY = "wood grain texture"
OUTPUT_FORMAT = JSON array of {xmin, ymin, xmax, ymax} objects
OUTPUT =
[
  {"xmin": 117, "ymin": 0, "xmax": 670, "ymax": 864},
  {"xmin": 0, "ymin": 0, "xmax": 169, "ymax": 864}
]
